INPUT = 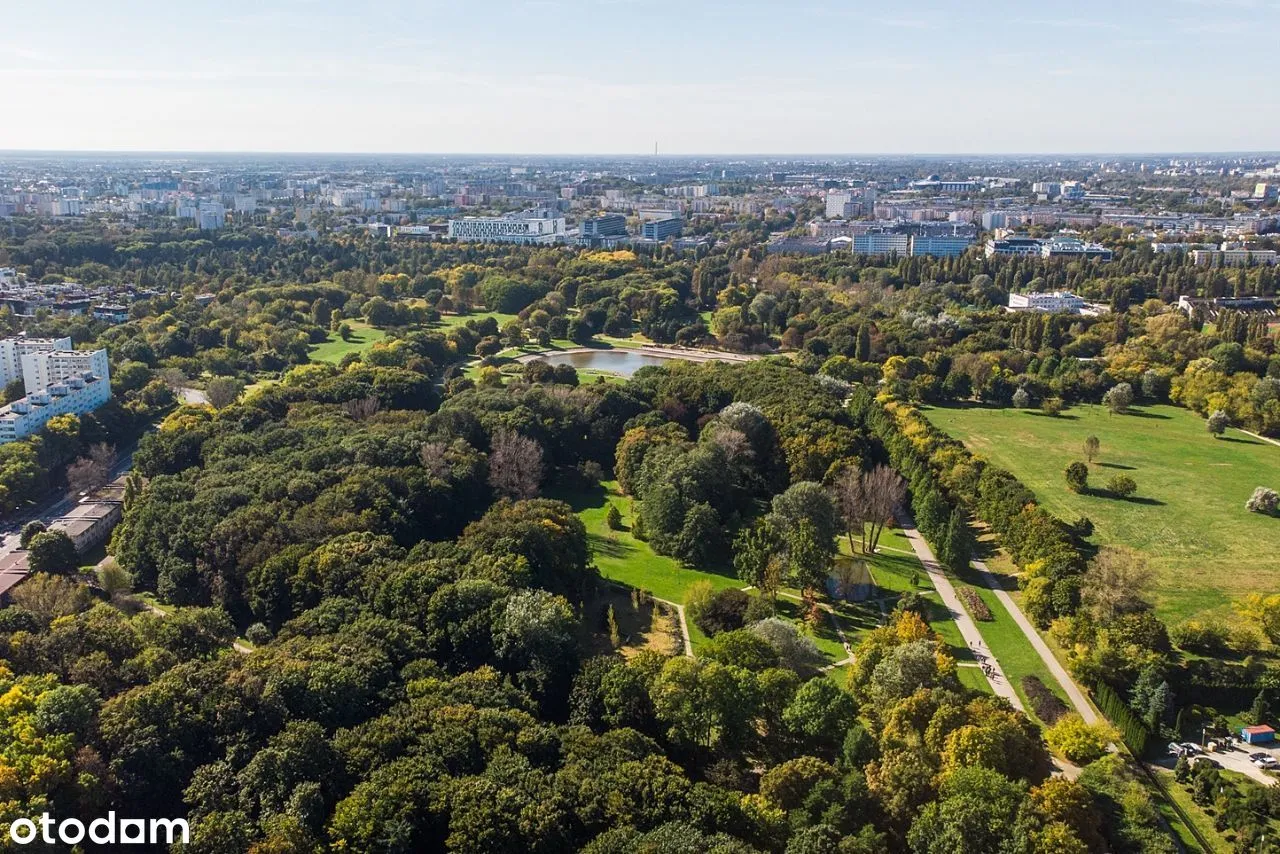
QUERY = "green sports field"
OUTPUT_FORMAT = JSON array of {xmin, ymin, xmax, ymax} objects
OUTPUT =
[{"xmin": 924, "ymin": 403, "xmax": 1280, "ymax": 626}]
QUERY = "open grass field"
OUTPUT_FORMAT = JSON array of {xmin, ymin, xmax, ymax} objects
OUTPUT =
[
  {"xmin": 308, "ymin": 321, "xmax": 386, "ymax": 363},
  {"xmin": 923, "ymin": 403, "xmax": 1280, "ymax": 626}
]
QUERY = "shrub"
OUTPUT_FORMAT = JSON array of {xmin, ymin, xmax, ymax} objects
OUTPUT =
[
  {"xmin": 1012, "ymin": 388, "xmax": 1030, "ymax": 409},
  {"xmin": 695, "ymin": 588, "xmax": 750, "ymax": 637},
  {"xmin": 1045, "ymin": 714, "xmax": 1117, "ymax": 764},
  {"xmin": 1021, "ymin": 675, "xmax": 1069, "ymax": 725},
  {"xmin": 1065, "ymin": 461, "xmax": 1089, "ymax": 494},
  {"xmin": 1169, "ymin": 619, "xmax": 1231, "ymax": 654},
  {"xmin": 605, "ymin": 503, "xmax": 623, "ymax": 530},
  {"xmin": 1106, "ymin": 475, "xmax": 1137, "ymax": 498},
  {"xmin": 683, "ymin": 580, "xmax": 716, "ymax": 623},
  {"xmin": 1207, "ymin": 409, "xmax": 1229, "ymax": 437},
  {"xmin": 1246, "ymin": 486, "xmax": 1279, "ymax": 514},
  {"xmin": 245, "ymin": 623, "xmax": 273, "ymax": 645},
  {"xmin": 1041, "ymin": 397, "xmax": 1064, "ymax": 416},
  {"xmin": 957, "ymin": 587, "xmax": 992, "ymax": 621}
]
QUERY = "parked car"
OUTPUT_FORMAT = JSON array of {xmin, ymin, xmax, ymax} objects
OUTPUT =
[
  {"xmin": 1249, "ymin": 752, "xmax": 1270, "ymax": 762},
  {"xmin": 1254, "ymin": 757, "xmax": 1279, "ymax": 769},
  {"xmin": 1180, "ymin": 742, "xmax": 1203, "ymax": 754}
]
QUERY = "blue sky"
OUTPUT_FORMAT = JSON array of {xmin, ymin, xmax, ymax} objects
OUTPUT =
[{"xmin": 2, "ymin": 0, "xmax": 1277, "ymax": 153}]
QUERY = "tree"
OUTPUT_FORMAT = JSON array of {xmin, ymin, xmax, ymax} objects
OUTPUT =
[
  {"xmin": 1081, "ymin": 546, "xmax": 1152, "ymax": 623},
  {"xmin": 1064, "ymin": 461, "xmax": 1089, "ymax": 494},
  {"xmin": 26, "ymin": 530, "xmax": 80, "ymax": 574},
  {"xmin": 1103, "ymin": 382, "xmax": 1134, "ymax": 414},
  {"xmin": 832, "ymin": 465, "xmax": 906, "ymax": 555},
  {"xmin": 782, "ymin": 679, "xmax": 858, "ymax": 757},
  {"xmin": 605, "ymin": 503, "xmax": 623, "ymax": 530},
  {"xmin": 787, "ymin": 518, "xmax": 834, "ymax": 594},
  {"xmin": 694, "ymin": 588, "xmax": 750, "ymax": 637},
  {"xmin": 1012, "ymin": 387, "xmax": 1030, "ymax": 409},
  {"xmin": 1236, "ymin": 593, "xmax": 1280, "ymax": 644},
  {"xmin": 733, "ymin": 519, "xmax": 784, "ymax": 596},
  {"xmin": 205, "ymin": 376, "xmax": 245, "ymax": 409},
  {"xmin": 1045, "ymin": 714, "xmax": 1117, "ymax": 764},
  {"xmin": 1105, "ymin": 474, "xmax": 1137, "ymax": 498},
  {"xmin": 1207, "ymin": 409, "xmax": 1229, "ymax": 438},
  {"xmin": 66, "ymin": 442, "xmax": 116, "ymax": 498},
  {"xmin": 487, "ymin": 430, "xmax": 544, "ymax": 499},
  {"xmin": 19, "ymin": 520, "xmax": 47, "ymax": 548},
  {"xmin": 1246, "ymin": 486, "xmax": 1279, "ymax": 514},
  {"xmin": 1082, "ymin": 435, "xmax": 1100, "ymax": 464},
  {"xmin": 1041, "ymin": 397, "xmax": 1064, "ymax": 417}
]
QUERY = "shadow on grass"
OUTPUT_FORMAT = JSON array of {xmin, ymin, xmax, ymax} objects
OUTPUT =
[
  {"xmin": 1120, "ymin": 495, "xmax": 1166, "ymax": 506},
  {"xmin": 1027, "ymin": 411, "xmax": 1080, "ymax": 420},
  {"xmin": 1122, "ymin": 408, "xmax": 1171, "ymax": 420},
  {"xmin": 1218, "ymin": 435, "xmax": 1262, "ymax": 445},
  {"xmin": 1097, "ymin": 462, "xmax": 1136, "ymax": 470}
]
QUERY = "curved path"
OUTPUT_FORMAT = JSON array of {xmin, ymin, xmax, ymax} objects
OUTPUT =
[
  {"xmin": 512, "ymin": 343, "xmax": 757, "ymax": 365},
  {"xmin": 895, "ymin": 513, "xmax": 1024, "ymax": 711}
]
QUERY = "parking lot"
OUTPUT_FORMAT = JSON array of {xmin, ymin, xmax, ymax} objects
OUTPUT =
[{"xmin": 1159, "ymin": 739, "xmax": 1280, "ymax": 787}]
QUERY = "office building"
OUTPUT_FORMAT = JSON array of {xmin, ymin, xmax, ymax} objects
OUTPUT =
[
  {"xmin": 0, "ymin": 337, "xmax": 73, "ymax": 389},
  {"xmin": 986, "ymin": 236, "xmax": 1046, "ymax": 257},
  {"xmin": 910, "ymin": 235, "xmax": 974, "ymax": 258},
  {"xmin": 581, "ymin": 214, "xmax": 628, "ymax": 238},
  {"xmin": 447, "ymin": 209, "xmax": 567, "ymax": 244},
  {"xmin": 853, "ymin": 233, "xmax": 910, "ymax": 256},
  {"xmin": 1008, "ymin": 291, "xmax": 1087, "ymax": 313},
  {"xmin": 826, "ymin": 191, "xmax": 854, "ymax": 218},
  {"xmin": 642, "ymin": 217, "xmax": 684, "ymax": 241}
]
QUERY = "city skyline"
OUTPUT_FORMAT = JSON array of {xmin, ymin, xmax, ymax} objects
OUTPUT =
[{"xmin": 4, "ymin": 0, "xmax": 1280, "ymax": 154}]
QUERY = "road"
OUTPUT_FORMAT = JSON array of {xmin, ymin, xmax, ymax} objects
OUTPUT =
[
  {"xmin": 896, "ymin": 513, "xmax": 1024, "ymax": 711},
  {"xmin": 968, "ymin": 555, "xmax": 1099, "ymax": 725},
  {"xmin": 0, "ymin": 443, "xmax": 137, "ymax": 559}
]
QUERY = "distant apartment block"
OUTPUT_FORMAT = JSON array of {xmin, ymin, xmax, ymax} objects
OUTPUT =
[
  {"xmin": 447, "ymin": 209, "xmax": 567, "ymax": 244},
  {"xmin": 1039, "ymin": 236, "xmax": 1112, "ymax": 260},
  {"xmin": 641, "ymin": 217, "xmax": 684, "ymax": 241},
  {"xmin": 1190, "ymin": 248, "xmax": 1279, "ymax": 267},
  {"xmin": 910, "ymin": 235, "xmax": 974, "ymax": 258},
  {"xmin": 21, "ymin": 347, "xmax": 111, "ymax": 395},
  {"xmin": 1008, "ymin": 291, "xmax": 1087, "ymax": 313}
]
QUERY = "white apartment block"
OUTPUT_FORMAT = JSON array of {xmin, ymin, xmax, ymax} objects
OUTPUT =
[
  {"xmin": 0, "ymin": 337, "xmax": 73, "ymax": 389},
  {"xmin": 0, "ymin": 374, "xmax": 111, "ymax": 443},
  {"xmin": 447, "ymin": 209, "xmax": 567, "ymax": 244},
  {"xmin": 1190, "ymin": 248, "xmax": 1279, "ymax": 267},
  {"xmin": 21, "ymin": 348, "xmax": 111, "ymax": 395},
  {"xmin": 1007, "ymin": 291, "xmax": 1087, "ymax": 313}
]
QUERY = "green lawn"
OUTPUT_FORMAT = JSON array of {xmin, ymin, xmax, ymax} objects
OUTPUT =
[
  {"xmin": 923, "ymin": 403, "xmax": 1280, "ymax": 626},
  {"xmin": 432, "ymin": 310, "xmax": 518, "ymax": 329},
  {"xmin": 308, "ymin": 321, "xmax": 387, "ymax": 363},
  {"xmin": 557, "ymin": 480, "xmax": 742, "ymax": 604}
]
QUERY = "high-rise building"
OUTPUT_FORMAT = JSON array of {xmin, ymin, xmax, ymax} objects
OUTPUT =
[
  {"xmin": 20, "ymin": 348, "xmax": 111, "ymax": 395},
  {"xmin": 0, "ymin": 337, "xmax": 73, "ymax": 389},
  {"xmin": 581, "ymin": 214, "xmax": 628, "ymax": 238},
  {"xmin": 852, "ymin": 233, "xmax": 910, "ymax": 256}
]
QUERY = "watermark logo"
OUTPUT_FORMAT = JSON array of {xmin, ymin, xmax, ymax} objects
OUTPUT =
[{"xmin": 8, "ymin": 812, "xmax": 189, "ymax": 846}]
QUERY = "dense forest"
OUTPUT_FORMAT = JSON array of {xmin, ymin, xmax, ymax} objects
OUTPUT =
[{"xmin": 3, "ymin": 222, "xmax": 1280, "ymax": 851}]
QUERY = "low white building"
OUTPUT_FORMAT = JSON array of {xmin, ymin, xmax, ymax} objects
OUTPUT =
[
  {"xmin": 0, "ymin": 373, "xmax": 112, "ymax": 443},
  {"xmin": 1190, "ymin": 248, "xmax": 1278, "ymax": 267},
  {"xmin": 447, "ymin": 209, "xmax": 567, "ymax": 244},
  {"xmin": 1008, "ymin": 291, "xmax": 1087, "ymax": 313}
]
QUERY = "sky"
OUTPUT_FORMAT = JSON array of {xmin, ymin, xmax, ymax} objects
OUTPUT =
[{"xmin": 2, "ymin": 0, "xmax": 1278, "ymax": 155}]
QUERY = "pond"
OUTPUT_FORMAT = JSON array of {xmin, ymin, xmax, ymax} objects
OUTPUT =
[{"xmin": 527, "ymin": 350, "xmax": 689, "ymax": 377}]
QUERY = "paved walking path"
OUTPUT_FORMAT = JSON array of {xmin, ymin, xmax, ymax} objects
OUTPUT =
[
  {"xmin": 896, "ymin": 514, "xmax": 1023, "ymax": 711},
  {"xmin": 968, "ymin": 555, "xmax": 1098, "ymax": 725}
]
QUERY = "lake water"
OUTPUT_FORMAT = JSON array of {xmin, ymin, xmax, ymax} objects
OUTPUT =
[{"xmin": 528, "ymin": 350, "xmax": 684, "ymax": 376}]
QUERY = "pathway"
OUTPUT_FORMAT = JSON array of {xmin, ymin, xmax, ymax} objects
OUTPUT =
[
  {"xmin": 895, "ymin": 513, "xmax": 1024, "ymax": 711},
  {"xmin": 1238, "ymin": 428, "xmax": 1280, "ymax": 448},
  {"xmin": 968, "ymin": 555, "xmax": 1098, "ymax": 725},
  {"xmin": 652, "ymin": 596, "xmax": 693, "ymax": 657}
]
